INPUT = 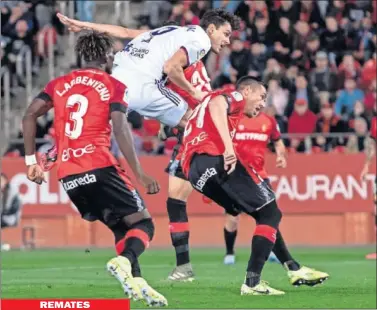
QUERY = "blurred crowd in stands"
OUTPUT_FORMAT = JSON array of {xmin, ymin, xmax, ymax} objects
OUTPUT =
[{"xmin": 2, "ymin": 0, "xmax": 377, "ymax": 158}]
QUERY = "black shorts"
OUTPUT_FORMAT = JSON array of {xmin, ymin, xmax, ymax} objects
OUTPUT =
[
  {"xmin": 188, "ymin": 154, "xmax": 275, "ymax": 216},
  {"xmin": 61, "ymin": 166, "xmax": 146, "ymax": 227},
  {"xmin": 164, "ymin": 144, "xmax": 187, "ymax": 181}
]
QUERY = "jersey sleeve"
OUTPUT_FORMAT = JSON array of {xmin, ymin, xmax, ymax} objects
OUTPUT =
[
  {"xmin": 181, "ymin": 26, "xmax": 211, "ymax": 66},
  {"xmin": 109, "ymin": 80, "xmax": 129, "ymax": 114},
  {"xmin": 35, "ymin": 79, "xmax": 56, "ymax": 103},
  {"xmin": 269, "ymin": 116, "xmax": 281, "ymax": 141}
]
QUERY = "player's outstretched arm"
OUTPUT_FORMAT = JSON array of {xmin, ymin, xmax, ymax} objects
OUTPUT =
[
  {"xmin": 57, "ymin": 13, "xmax": 147, "ymax": 38},
  {"xmin": 111, "ymin": 110, "xmax": 160, "ymax": 194},
  {"xmin": 164, "ymin": 49, "xmax": 205, "ymax": 101},
  {"xmin": 208, "ymin": 96, "xmax": 237, "ymax": 174},
  {"xmin": 22, "ymin": 96, "xmax": 53, "ymax": 184}
]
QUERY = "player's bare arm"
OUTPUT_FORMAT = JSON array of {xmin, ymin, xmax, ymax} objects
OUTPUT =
[
  {"xmin": 164, "ymin": 49, "xmax": 206, "ymax": 102},
  {"xmin": 274, "ymin": 139, "xmax": 287, "ymax": 168},
  {"xmin": 361, "ymin": 136, "xmax": 376, "ymax": 180},
  {"xmin": 57, "ymin": 13, "xmax": 147, "ymax": 38},
  {"xmin": 22, "ymin": 96, "xmax": 53, "ymax": 184},
  {"xmin": 208, "ymin": 96, "xmax": 237, "ymax": 174},
  {"xmin": 111, "ymin": 110, "xmax": 160, "ymax": 194}
]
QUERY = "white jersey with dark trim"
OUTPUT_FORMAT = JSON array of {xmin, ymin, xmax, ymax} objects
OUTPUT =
[{"xmin": 113, "ymin": 25, "xmax": 211, "ymax": 82}]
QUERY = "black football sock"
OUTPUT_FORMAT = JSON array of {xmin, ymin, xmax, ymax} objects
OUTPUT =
[
  {"xmin": 167, "ymin": 198, "xmax": 190, "ymax": 266},
  {"xmin": 116, "ymin": 219, "xmax": 154, "ymax": 265},
  {"xmin": 224, "ymin": 228, "xmax": 237, "ymax": 255},
  {"xmin": 246, "ymin": 225, "xmax": 277, "ymax": 287},
  {"xmin": 132, "ymin": 259, "xmax": 142, "ymax": 278},
  {"xmin": 272, "ymin": 230, "xmax": 300, "ymax": 271}
]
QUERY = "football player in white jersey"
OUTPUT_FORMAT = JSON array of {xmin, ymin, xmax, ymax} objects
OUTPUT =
[{"xmin": 57, "ymin": 9, "xmax": 240, "ymax": 128}]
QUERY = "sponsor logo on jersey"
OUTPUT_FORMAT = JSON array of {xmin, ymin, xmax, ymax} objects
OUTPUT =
[
  {"xmin": 231, "ymin": 91, "xmax": 243, "ymax": 101},
  {"xmin": 197, "ymin": 49, "xmax": 206, "ymax": 60},
  {"xmin": 62, "ymin": 174, "xmax": 97, "ymax": 191},
  {"xmin": 62, "ymin": 144, "xmax": 96, "ymax": 162},
  {"xmin": 125, "ymin": 44, "xmax": 150, "ymax": 58},
  {"xmin": 235, "ymin": 132, "xmax": 269, "ymax": 141},
  {"xmin": 194, "ymin": 168, "xmax": 217, "ymax": 192}
]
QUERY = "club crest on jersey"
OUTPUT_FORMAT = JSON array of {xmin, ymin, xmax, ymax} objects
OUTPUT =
[
  {"xmin": 197, "ymin": 49, "xmax": 206, "ymax": 60},
  {"xmin": 231, "ymin": 91, "xmax": 243, "ymax": 101}
]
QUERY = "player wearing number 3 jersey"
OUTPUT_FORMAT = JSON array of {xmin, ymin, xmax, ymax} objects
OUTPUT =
[
  {"xmin": 57, "ymin": 9, "xmax": 240, "ymax": 128},
  {"xmin": 22, "ymin": 32, "xmax": 167, "ymax": 307}
]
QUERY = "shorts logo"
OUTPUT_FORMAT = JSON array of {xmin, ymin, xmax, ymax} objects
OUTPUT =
[
  {"xmin": 131, "ymin": 190, "xmax": 144, "ymax": 212},
  {"xmin": 62, "ymin": 174, "xmax": 97, "ymax": 191},
  {"xmin": 62, "ymin": 144, "xmax": 95, "ymax": 162},
  {"xmin": 195, "ymin": 168, "xmax": 217, "ymax": 192}
]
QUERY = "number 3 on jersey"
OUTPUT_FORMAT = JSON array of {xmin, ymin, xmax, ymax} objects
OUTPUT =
[{"xmin": 65, "ymin": 94, "xmax": 88, "ymax": 140}]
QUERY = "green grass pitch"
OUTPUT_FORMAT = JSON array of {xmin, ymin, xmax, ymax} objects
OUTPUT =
[{"xmin": 1, "ymin": 247, "xmax": 376, "ymax": 309}]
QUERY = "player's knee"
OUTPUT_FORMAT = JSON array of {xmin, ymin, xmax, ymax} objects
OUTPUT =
[
  {"xmin": 168, "ymin": 176, "xmax": 192, "ymax": 202},
  {"xmin": 225, "ymin": 213, "xmax": 239, "ymax": 232},
  {"xmin": 130, "ymin": 218, "xmax": 155, "ymax": 242},
  {"xmin": 258, "ymin": 200, "xmax": 282, "ymax": 229}
]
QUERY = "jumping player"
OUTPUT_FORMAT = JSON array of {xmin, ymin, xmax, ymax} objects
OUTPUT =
[
  {"xmin": 22, "ymin": 31, "xmax": 167, "ymax": 306},
  {"xmin": 57, "ymin": 9, "xmax": 240, "ymax": 128},
  {"xmin": 223, "ymin": 110, "xmax": 287, "ymax": 265},
  {"xmin": 360, "ymin": 115, "xmax": 376, "ymax": 260},
  {"xmin": 181, "ymin": 77, "xmax": 329, "ymax": 295}
]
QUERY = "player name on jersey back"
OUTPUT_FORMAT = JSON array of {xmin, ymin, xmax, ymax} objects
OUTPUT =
[{"xmin": 56, "ymin": 75, "xmax": 110, "ymax": 101}]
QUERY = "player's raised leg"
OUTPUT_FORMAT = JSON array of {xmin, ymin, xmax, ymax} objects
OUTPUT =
[
  {"xmin": 223, "ymin": 213, "xmax": 239, "ymax": 265},
  {"xmin": 166, "ymin": 173, "xmax": 195, "ymax": 282}
]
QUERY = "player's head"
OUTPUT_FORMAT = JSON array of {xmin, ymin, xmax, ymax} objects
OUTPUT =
[
  {"xmin": 236, "ymin": 76, "xmax": 267, "ymax": 118},
  {"xmin": 200, "ymin": 9, "xmax": 241, "ymax": 54},
  {"xmin": 75, "ymin": 31, "xmax": 114, "ymax": 74}
]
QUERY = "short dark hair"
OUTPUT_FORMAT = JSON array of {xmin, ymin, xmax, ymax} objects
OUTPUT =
[
  {"xmin": 75, "ymin": 31, "xmax": 113, "ymax": 63},
  {"xmin": 200, "ymin": 8, "xmax": 241, "ymax": 31},
  {"xmin": 236, "ymin": 76, "xmax": 265, "ymax": 91}
]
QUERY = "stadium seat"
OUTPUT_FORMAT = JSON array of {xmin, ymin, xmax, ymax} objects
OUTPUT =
[{"xmin": 312, "ymin": 146, "xmax": 323, "ymax": 153}]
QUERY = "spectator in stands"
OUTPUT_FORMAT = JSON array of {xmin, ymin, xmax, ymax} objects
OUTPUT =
[
  {"xmin": 310, "ymin": 51, "xmax": 338, "ymax": 95},
  {"xmin": 361, "ymin": 52, "xmax": 377, "ymax": 88},
  {"xmin": 364, "ymin": 79, "xmax": 377, "ymax": 115},
  {"xmin": 266, "ymin": 78, "xmax": 288, "ymax": 116},
  {"xmin": 250, "ymin": 14, "xmax": 273, "ymax": 51},
  {"xmin": 348, "ymin": 100, "xmax": 370, "ymax": 130},
  {"xmin": 288, "ymin": 98, "xmax": 317, "ymax": 152},
  {"xmin": 276, "ymin": 0, "xmax": 300, "ymax": 24},
  {"xmin": 1, "ymin": 172, "xmax": 23, "ymax": 251},
  {"xmin": 335, "ymin": 78, "xmax": 365, "ymax": 118},
  {"xmin": 338, "ymin": 53, "xmax": 362, "ymax": 88},
  {"xmin": 293, "ymin": 20, "xmax": 311, "ymax": 55},
  {"xmin": 304, "ymin": 33, "xmax": 321, "ymax": 70},
  {"xmin": 346, "ymin": 117, "xmax": 368, "ymax": 153},
  {"xmin": 262, "ymin": 58, "xmax": 284, "ymax": 85},
  {"xmin": 273, "ymin": 17, "xmax": 293, "ymax": 66},
  {"xmin": 248, "ymin": 43, "xmax": 268, "ymax": 78},
  {"xmin": 190, "ymin": 1, "xmax": 209, "ymax": 19},
  {"xmin": 286, "ymin": 73, "xmax": 320, "ymax": 116},
  {"xmin": 298, "ymin": 0, "xmax": 325, "ymax": 30},
  {"xmin": 313, "ymin": 102, "xmax": 347, "ymax": 152},
  {"xmin": 235, "ymin": 0, "xmax": 269, "ymax": 29},
  {"xmin": 320, "ymin": 16, "xmax": 346, "ymax": 65}
]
